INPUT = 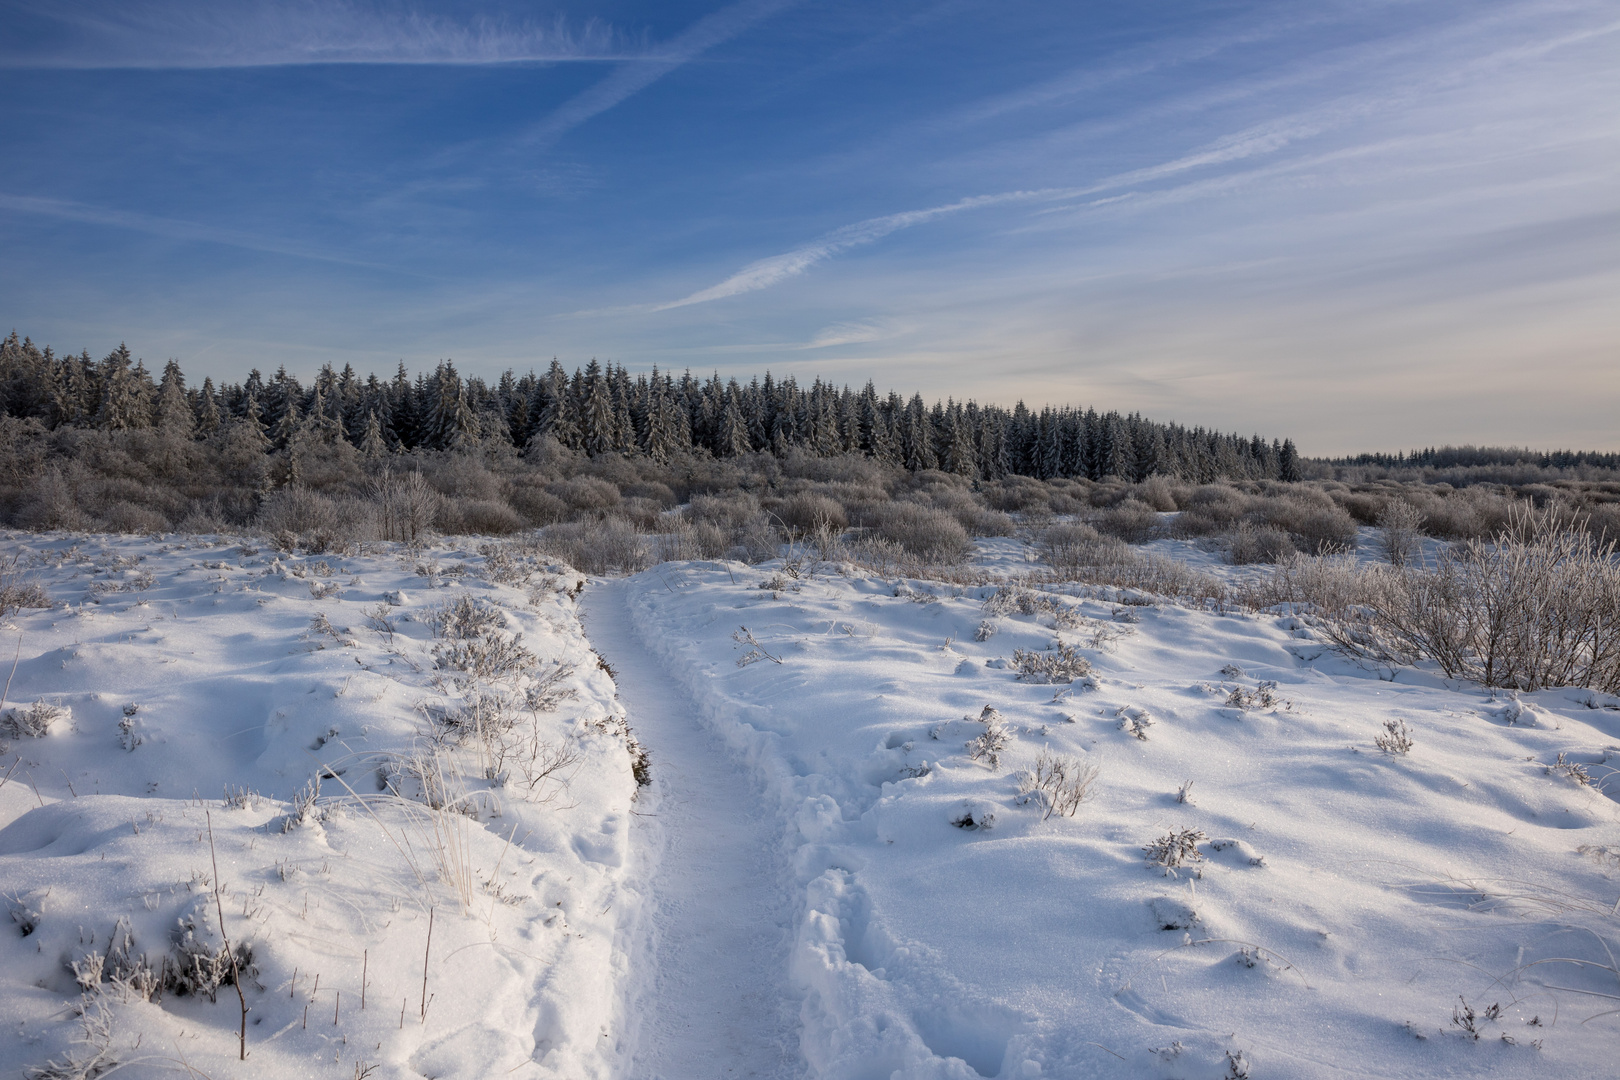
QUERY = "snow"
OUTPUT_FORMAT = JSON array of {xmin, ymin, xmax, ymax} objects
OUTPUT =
[
  {"xmin": 583, "ymin": 582, "xmax": 802, "ymax": 1079},
  {"xmin": 619, "ymin": 551, "xmax": 1620, "ymax": 1079},
  {"xmin": 4, "ymin": 530, "xmax": 1618, "ymax": 1079},
  {"xmin": 0, "ymin": 533, "xmax": 642, "ymax": 1079}
]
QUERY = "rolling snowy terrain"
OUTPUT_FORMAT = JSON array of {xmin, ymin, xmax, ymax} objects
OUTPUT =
[
  {"xmin": 613, "ymin": 546, "xmax": 1620, "ymax": 1079},
  {"xmin": 0, "ymin": 533, "xmax": 643, "ymax": 1079},
  {"xmin": 2, "ymin": 531, "xmax": 1618, "ymax": 1079}
]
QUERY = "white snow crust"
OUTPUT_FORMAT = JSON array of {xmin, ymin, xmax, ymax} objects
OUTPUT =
[
  {"xmin": 619, "ymin": 550, "xmax": 1620, "ymax": 1079},
  {"xmin": 0, "ymin": 533, "xmax": 642, "ymax": 1079},
  {"xmin": 5, "ymin": 529, "xmax": 1619, "ymax": 1080}
]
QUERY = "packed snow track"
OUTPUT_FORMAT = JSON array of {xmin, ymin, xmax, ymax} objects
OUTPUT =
[{"xmin": 585, "ymin": 578, "xmax": 805, "ymax": 1080}]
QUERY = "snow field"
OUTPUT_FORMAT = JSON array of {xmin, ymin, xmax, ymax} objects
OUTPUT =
[
  {"xmin": 0, "ymin": 533, "xmax": 643, "ymax": 1079},
  {"xmin": 623, "ymin": 554, "xmax": 1620, "ymax": 1079}
]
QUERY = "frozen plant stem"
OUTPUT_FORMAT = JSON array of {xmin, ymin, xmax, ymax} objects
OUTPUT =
[
  {"xmin": 421, "ymin": 907, "xmax": 434, "ymax": 1022},
  {"xmin": 206, "ymin": 810, "xmax": 250, "ymax": 1060}
]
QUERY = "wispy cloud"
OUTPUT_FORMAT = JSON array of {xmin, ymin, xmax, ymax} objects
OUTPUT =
[
  {"xmin": 520, "ymin": 0, "xmax": 800, "ymax": 149},
  {"xmin": 0, "ymin": 1, "xmax": 633, "ymax": 68},
  {"xmin": 0, "ymin": 191, "xmax": 413, "ymax": 273},
  {"xmin": 651, "ymin": 116, "xmax": 1326, "ymax": 310}
]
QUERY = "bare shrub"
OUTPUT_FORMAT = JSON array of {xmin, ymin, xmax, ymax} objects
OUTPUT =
[
  {"xmin": 370, "ymin": 469, "xmax": 439, "ymax": 543},
  {"xmin": 508, "ymin": 485, "xmax": 569, "ymax": 526},
  {"xmin": 97, "ymin": 500, "xmax": 169, "ymax": 534},
  {"xmin": 870, "ymin": 503, "xmax": 971, "ymax": 563},
  {"xmin": 438, "ymin": 497, "xmax": 524, "ymax": 536},
  {"xmin": 1225, "ymin": 523, "xmax": 1295, "ymax": 565},
  {"xmin": 1267, "ymin": 508, "xmax": 1620, "ymax": 694},
  {"xmin": 1144, "ymin": 828, "xmax": 1207, "ymax": 876},
  {"xmin": 1375, "ymin": 718, "xmax": 1414, "ymax": 754},
  {"xmin": 547, "ymin": 476, "xmax": 621, "ymax": 512},
  {"xmin": 1090, "ymin": 498, "xmax": 1160, "ymax": 543},
  {"xmin": 733, "ymin": 512, "xmax": 784, "ymax": 563},
  {"xmin": 1039, "ymin": 527, "xmax": 1227, "ymax": 603},
  {"xmin": 1377, "ymin": 499, "xmax": 1426, "ymax": 567},
  {"xmin": 655, "ymin": 517, "xmax": 730, "ymax": 561},
  {"xmin": 1259, "ymin": 496, "xmax": 1358, "ymax": 554},
  {"xmin": 1134, "ymin": 476, "xmax": 1180, "ymax": 512},
  {"xmin": 982, "ymin": 477, "xmax": 1051, "ymax": 512},
  {"xmin": 256, "ymin": 485, "xmax": 341, "ymax": 545},
  {"xmin": 1014, "ymin": 749, "xmax": 1099, "ymax": 820},
  {"xmin": 535, "ymin": 518, "xmax": 651, "ymax": 574},
  {"xmin": 1173, "ymin": 484, "xmax": 1250, "ymax": 536},
  {"xmin": 1038, "ymin": 522, "xmax": 1132, "ymax": 573},
  {"xmin": 0, "ymin": 556, "xmax": 49, "ymax": 617},
  {"xmin": 777, "ymin": 493, "xmax": 847, "ymax": 535},
  {"xmin": 1225, "ymin": 681, "xmax": 1281, "ymax": 710},
  {"xmin": 689, "ymin": 492, "xmax": 758, "ymax": 530}
]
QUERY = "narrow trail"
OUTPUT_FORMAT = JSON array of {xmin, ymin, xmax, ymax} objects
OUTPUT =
[{"xmin": 583, "ymin": 578, "xmax": 805, "ymax": 1080}]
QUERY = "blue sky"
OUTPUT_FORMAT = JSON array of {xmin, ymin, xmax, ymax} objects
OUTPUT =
[{"xmin": 1, "ymin": 0, "xmax": 1616, "ymax": 454}]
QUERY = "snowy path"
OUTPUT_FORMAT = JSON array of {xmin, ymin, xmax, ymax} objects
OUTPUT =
[{"xmin": 584, "ymin": 579, "xmax": 805, "ymax": 1080}]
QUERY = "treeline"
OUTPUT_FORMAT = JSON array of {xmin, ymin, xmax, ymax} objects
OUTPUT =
[
  {"xmin": 0, "ymin": 331, "xmax": 1297, "ymax": 484},
  {"xmin": 1325, "ymin": 446, "xmax": 1620, "ymax": 471}
]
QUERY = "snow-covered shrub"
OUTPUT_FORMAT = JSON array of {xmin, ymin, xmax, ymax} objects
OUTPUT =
[
  {"xmin": 27, "ymin": 994, "xmax": 118, "ymax": 1080},
  {"xmin": 524, "ymin": 662, "xmax": 578, "ymax": 712},
  {"xmin": 428, "ymin": 595, "xmax": 505, "ymax": 639},
  {"xmin": 284, "ymin": 776, "xmax": 321, "ymax": 831},
  {"xmin": 1225, "ymin": 681, "xmax": 1281, "ymax": 710},
  {"xmin": 1144, "ymin": 828, "xmax": 1208, "ymax": 876},
  {"xmin": 1117, "ymin": 707, "xmax": 1153, "ymax": 740},
  {"xmin": 1014, "ymin": 749, "xmax": 1099, "ymax": 820},
  {"xmin": 984, "ymin": 586, "xmax": 1084, "ymax": 627},
  {"xmin": 1012, "ymin": 644, "xmax": 1092, "ymax": 684},
  {"xmin": 966, "ymin": 705, "xmax": 1011, "ymax": 769},
  {"xmin": 975, "ymin": 620, "xmax": 997, "ymax": 641},
  {"xmin": 1546, "ymin": 751, "xmax": 1591, "ymax": 786},
  {"xmin": 9, "ymin": 892, "xmax": 45, "ymax": 936},
  {"xmin": 166, "ymin": 914, "xmax": 255, "ymax": 1002},
  {"xmin": 435, "ymin": 632, "xmax": 534, "ymax": 679},
  {"xmin": 1375, "ymin": 719, "xmax": 1414, "ymax": 755},
  {"xmin": 0, "ymin": 556, "xmax": 49, "ymax": 618},
  {"xmin": 1, "ymin": 700, "xmax": 66, "ymax": 739}
]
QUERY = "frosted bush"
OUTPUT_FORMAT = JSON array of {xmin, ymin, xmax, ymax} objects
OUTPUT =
[
  {"xmin": 1144, "ymin": 828, "xmax": 1207, "ymax": 876},
  {"xmin": 1377, "ymin": 499, "xmax": 1426, "ymax": 567},
  {"xmin": 1014, "ymin": 749, "xmax": 1099, "ymax": 820},
  {"xmin": 1012, "ymin": 644, "xmax": 1092, "ymax": 683},
  {"xmin": 966, "ymin": 705, "xmax": 1011, "ymax": 769},
  {"xmin": 1375, "ymin": 718, "xmax": 1414, "ymax": 754},
  {"xmin": 1, "ymin": 700, "xmax": 66, "ymax": 739}
]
